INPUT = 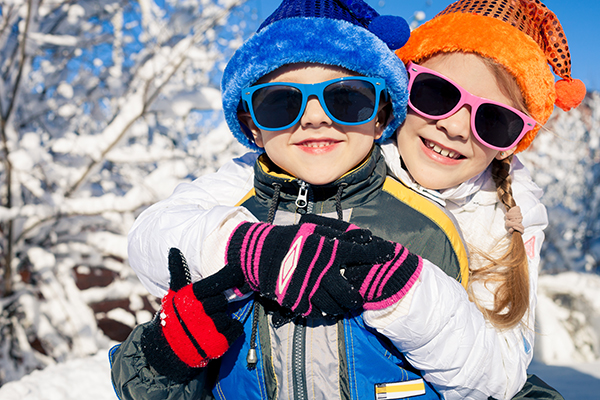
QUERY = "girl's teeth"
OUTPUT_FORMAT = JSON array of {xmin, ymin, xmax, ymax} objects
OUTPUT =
[{"xmin": 427, "ymin": 140, "xmax": 460, "ymax": 159}]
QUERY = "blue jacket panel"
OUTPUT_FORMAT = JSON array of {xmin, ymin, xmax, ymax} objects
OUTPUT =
[{"xmin": 214, "ymin": 296, "xmax": 440, "ymax": 400}]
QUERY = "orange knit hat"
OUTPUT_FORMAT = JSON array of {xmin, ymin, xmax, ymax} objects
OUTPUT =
[{"xmin": 396, "ymin": 0, "xmax": 586, "ymax": 153}]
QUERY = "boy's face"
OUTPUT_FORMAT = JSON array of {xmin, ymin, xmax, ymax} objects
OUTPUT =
[{"xmin": 239, "ymin": 64, "xmax": 388, "ymax": 185}]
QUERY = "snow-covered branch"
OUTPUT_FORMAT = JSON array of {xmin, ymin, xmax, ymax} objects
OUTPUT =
[{"xmin": 0, "ymin": 0, "xmax": 252, "ymax": 384}]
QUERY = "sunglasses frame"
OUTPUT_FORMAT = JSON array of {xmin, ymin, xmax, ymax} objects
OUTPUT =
[
  {"xmin": 406, "ymin": 62, "xmax": 537, "ymax": 151},
  {"xmin": 241, "ymin": 76, "xmax": 386, "ymax": 131}
]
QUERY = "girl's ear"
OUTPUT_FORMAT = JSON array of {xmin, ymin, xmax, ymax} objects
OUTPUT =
[
  {"xmin": 238, "ymin": 112, "xmax": 265, "ymax": 148},
  {"xmin": 496, "ymin": 147, "xmax": 516, "ymax": 160}
]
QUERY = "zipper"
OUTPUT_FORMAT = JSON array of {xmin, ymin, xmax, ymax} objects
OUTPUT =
[
  {"xmin": 291, "ymin": 323, "xmax": 307, "ymax": 400},
  {"xmin": 292, "ymin": 181, "xmax": 309, "ymax": 399},
  {"xmin": 295, "ymin": 180, "xmax": 309, "ymax": 209}
]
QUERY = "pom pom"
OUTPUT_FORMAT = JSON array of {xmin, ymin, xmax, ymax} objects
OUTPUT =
[
  {"xmin": 368, "ymin": 15, "xmax": 410, "ymax": 50},
  {"xmin": 555, "ymin": 78, "xmax": 586, "ymax": 112},
  {"xmin": 340, "ymin": 0, "xmax": 379, "ymax": 21}
]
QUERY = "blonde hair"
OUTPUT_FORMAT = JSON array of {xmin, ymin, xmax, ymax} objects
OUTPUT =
[
  {"xmin": 468, "ymin": 155, "xmax": 530, "ymax": 330},
  {"xmin": 467, "ymin": 59, "xmax": 531, "ymax": 330}
]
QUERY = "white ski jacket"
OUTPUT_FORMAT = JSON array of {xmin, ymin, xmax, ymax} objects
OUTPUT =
[{"xmin": 127, "ymin": 142, "xmax": 548, "ymax": 400}]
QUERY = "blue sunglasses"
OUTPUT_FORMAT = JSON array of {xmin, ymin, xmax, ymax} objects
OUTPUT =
[{"xmin": 241, "ymin": 77, "xmax": 387, "ymax": 131}]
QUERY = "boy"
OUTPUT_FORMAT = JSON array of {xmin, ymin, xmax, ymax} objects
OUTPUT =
[{"xmin": 111, "ymin": 1, "xmax": 468, "ymax": 399}]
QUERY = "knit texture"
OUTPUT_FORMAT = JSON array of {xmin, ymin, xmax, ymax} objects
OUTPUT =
[
  {"xmin": 140, "ymin": 248, "xmax": 243, "ymax": 382},
  {"xmin": 225, "ymin": 220, "xmax": 365, "ymax": 316},
  {"xmin": 353, "ymin": 242, "xmax": 422, "ymax": 310},
  {"xmin": 396, "ymin": 13, "xmax": 553, "ymax": 153},
  {"xmin": 225, "ymin": 215, "xmax": 422, "ymax": 316}
]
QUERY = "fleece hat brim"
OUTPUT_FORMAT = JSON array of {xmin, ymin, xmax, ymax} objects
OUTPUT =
[
  {"xmin": 395, "ymin": 12, "xmax": 556, "ymax": 153},
  {"xmin": 222, "ymin": 17, "xmax": 409, "ymax": 151}
]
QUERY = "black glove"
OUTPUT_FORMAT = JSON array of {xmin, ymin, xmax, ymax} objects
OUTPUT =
[
  {"xmin": 225, "ymin": 214, "xmax": 403, "ymax": 317},
  {"xmin": 299, "ymin": 214, "xmax": 424, "ymax": 310},
  {"xmin": 141, "ymin": 248, "xmax": 244, "ymax": 382}
]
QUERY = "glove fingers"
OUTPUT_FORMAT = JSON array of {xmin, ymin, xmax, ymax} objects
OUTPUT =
[
  {"xmin": 337, "ymin": 228, "xmax": 373, "ymax": 244},
  {"xmin": 300, "ymin": 214, "xmax": 373, "ymax": 245},
  {"xmin": 343, "ymin": 247, "xmax": 421, "ymax": 308},
  {"xmin": 307, "ymin": 290, "xmax": 346, "ymax": 316},
  {"xmin": 322, "ymin": 273, "xmax": 364, "ymax": 311},
  {"xmin": 341, "ymin": 240, "xmax": 398, "ymax": 265},
  {"xmin": 200, "ymin": 293, "xmax": 244, "ymax": 343},
  {"xmin": 299, "ymin": 214, "xmax": 352, "ymax": 231},
  {"xmin": 168, "ymin": 247, "xmax": 192, "ymax": 291},
  {"xmin": 193, "ymin": 263, "xmax": 245, "ymax": 299},
  {"xmin": 306, "ymin": 274, "xmax": 364, "ymax": 316},
  {"xmin": 212, "ymin": 315, "xmax": 244, "ymax": 346},
  {"xmin": 342, "ymin": 263, "xmax": 373, "ymax": 287}
]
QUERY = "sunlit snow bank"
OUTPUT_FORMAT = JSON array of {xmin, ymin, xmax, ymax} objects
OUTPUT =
[
  {"xmin": 0, "ymin": 347, "xmax": 116, "ymax": 400},
  {"xmin": 535, "ymin": 272, "xmax": 600, "ymax": 365}
]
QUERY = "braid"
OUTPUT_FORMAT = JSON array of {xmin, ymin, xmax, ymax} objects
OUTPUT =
[
  {"xmin": 491, "ymin": 156, "xmax": 516, "ymax": 209},
  {"xmin": 469, "ymin": 156, "xmax": 530, "ymax": 330}
]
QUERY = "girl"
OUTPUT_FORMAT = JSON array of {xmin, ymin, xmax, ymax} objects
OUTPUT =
[
  {"xmin": 123, "ymin": 0, "xmax": 585, "ymax": 398},
  {"xmin": 112, "ymin": 1, "xmax": 468, "ymax": 399}
]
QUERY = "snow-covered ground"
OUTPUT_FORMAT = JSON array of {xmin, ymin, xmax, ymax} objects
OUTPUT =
[
  {"xmin": 1, "ymin": 271, "xmax": 599, "ymax": 400},
  {"xmin": 0, "ymin": 346, "xmax": 597, "ymax": 400}
]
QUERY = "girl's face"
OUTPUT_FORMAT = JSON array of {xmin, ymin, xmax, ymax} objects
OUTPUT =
[
  {"xmin": 239, "ymin": 64, "xmax": 388, "ymax": 186},
  {"xmin": 397, "ymin": 53, "xmax": 516, "ymax": 190}
]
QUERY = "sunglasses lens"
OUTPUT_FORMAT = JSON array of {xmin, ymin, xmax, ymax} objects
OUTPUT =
[
  {"xmin": 252, "ymin": 86, "xmax": 303, "ymax": 129},
  {"xmin": 410, "ymin": 73, "xmax": 461, "ymax": 117},
  {"xmin": 475, "ymin": 104, "xmax": 524, "ymax": 149},
  {"xmin": 323, "ymin": 80, "xmax": 377, "ymax": 123}
]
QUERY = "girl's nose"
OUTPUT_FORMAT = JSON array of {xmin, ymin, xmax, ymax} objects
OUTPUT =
[
  {"xmin": 300, "ymin": 95, "xmax": 333, "ymax": 128},
  {"xmin": 435, "ymin": 106, "xmax": 471, "ymax": 141}
]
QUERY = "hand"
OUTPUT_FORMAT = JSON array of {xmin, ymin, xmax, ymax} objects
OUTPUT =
[
  {"xmin": 141, "ymin": 248, "xmax": 244, "ymax": 382},
  {"xmin": 301, "ymin": 214, "xmax": 424, "ymax": 311},
  {"xmin": 225, "ymin": 214, "xmax": 416, "ymax": 317},
  {"xmin": 342, "ymin": 236, "xmax": 423, "ymax": 310}
]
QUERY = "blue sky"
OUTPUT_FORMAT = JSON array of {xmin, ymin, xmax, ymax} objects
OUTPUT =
[{"xmin": 251, "ymin": 0, "xmax": 599, "ymax": 91}]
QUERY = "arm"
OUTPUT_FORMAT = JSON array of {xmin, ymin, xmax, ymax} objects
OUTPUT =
[
  {"xmin": 364, "ymin": 158, "xmax": 548, "ymax": 400},
  {"xmin": 128, "ymin": 152, "xmax": 259, "ymax": 297},
  {"xmin": 109, "ymin": 322, "xmax": 216, "ymax": 400}
]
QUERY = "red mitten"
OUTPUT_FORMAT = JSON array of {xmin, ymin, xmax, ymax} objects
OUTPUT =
[{"xmin": 141, "ymin": 248, "xmax": 243, "ymax": 382}]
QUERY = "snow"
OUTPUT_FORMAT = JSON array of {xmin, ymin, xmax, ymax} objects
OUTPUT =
[
  {"xmin": 0, "ymin": 348, "xmax": 117, "ymax": 400},
  {"xmin": 528, "ymin": 360, "xmax": 600, "ymax": 400},
  {"xmin": 0, "ymin": 0, "xmax": 599, "ymax": 398},
  {"xmin": 0, "ymin": 343, "xmax": 597, "ymax": 400}
]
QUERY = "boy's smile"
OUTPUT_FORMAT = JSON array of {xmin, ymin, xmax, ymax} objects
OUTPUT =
[{"xmin": 239, "ymin": 63, "xmax": 387, "ymax": 186}]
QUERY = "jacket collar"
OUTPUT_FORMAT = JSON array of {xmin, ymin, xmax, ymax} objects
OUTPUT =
[
  {"xmin": 379, "ymin": 141, "xmax": 490, "ymax": 208},
  {"xmin": 253, "ymin": 145, "xmax": 387, "ymax": 214}
]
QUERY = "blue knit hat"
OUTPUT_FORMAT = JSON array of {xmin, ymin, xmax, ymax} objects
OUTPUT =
[{"xmin": 221, "ymin": 0, "xmax": 410, "ymax": 151}]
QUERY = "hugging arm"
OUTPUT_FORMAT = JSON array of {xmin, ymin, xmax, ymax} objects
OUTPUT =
[
  {"xmin": 127, "ymin": 152, "xmax": 259, "ymax": 298},
  {"xmin": 125, "ymin": 148, "xmax": 546, "ymax": 399},
  {"xmin": 363, "ymin": 186, "xmax": 548, "ymax": 400}
]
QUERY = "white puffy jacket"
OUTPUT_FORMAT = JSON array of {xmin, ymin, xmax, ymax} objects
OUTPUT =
[{"xmin": 127, "ymin": 142, "xmax": 548, "ymax": 400}]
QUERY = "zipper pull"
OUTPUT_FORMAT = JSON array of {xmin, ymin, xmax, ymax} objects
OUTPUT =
[{"xmin": 295, "ymin": 180, "xmax": 309, "ymax": 209}]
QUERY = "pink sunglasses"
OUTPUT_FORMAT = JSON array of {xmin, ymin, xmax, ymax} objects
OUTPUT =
[{"xmin": 406, "ymin": 62, "xmax": 537, "ymax": 151}]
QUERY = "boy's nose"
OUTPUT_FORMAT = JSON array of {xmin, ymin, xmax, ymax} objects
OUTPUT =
[
  {"xmin": 300, "ymin": 95, "xmax": 333, "ymax": 128},
  {"xmin": 435, "ymin": 106, "xmax": 471, "ymax": 141}
]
